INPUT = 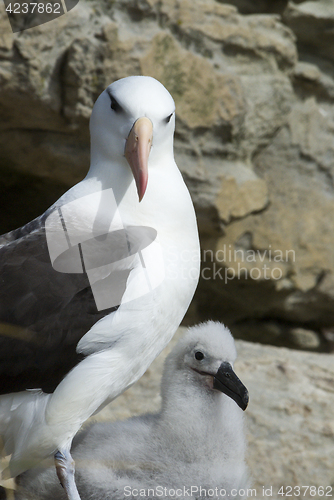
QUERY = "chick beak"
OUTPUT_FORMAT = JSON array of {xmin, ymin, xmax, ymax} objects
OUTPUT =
[
  {"xmin": 124, "ymin": 117, "xmax": 153, "ymax": 202},
  {"xmin": 213, "ymin": 362, "xmax": 249, "ymax": 411}
]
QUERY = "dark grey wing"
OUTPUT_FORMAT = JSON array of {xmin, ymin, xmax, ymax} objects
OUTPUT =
[{"xmin": 0, "ymin": 214, "xmax": 117, "ymax": 395}]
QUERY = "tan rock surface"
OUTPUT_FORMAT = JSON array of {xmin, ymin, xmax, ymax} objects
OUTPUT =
[
  {"xmin": 284, "ymin": 1, "xmax": 334, "ymax": 63},
  {"xmin": 237, "ymin": 338, "xmax": 334, "ymax": 497},
  {"xmin": 215, "ymin": 162, "xmax": 269, "ymax": 222},
  {"xmin": 1, "ymin": 0, "xmax": 334, "ymax": 349}
]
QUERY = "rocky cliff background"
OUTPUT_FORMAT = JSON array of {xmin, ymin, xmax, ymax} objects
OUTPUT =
[
  {"xmin": 1, "ymin": 0, "xmax": 334, "ymax": 496},
  {"xmin": 1, "ymin": 0, "xmax": 334, "ymax": 351}
]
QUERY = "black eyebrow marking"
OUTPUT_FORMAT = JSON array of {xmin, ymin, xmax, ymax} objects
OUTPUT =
[
  {"xmin": 165, "ymin": 112, "xmax": 174, "ymax": 123},
  {"xmin": 106, "ymin": 88, "xmax": 123, "ymax": 113}
]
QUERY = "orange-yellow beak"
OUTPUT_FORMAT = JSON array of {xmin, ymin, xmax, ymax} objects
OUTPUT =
[{"xmin": 124, "ymin": 117, "xmax": 153, "ymax": 202}]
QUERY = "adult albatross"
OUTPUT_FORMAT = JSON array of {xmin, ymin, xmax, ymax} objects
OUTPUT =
[{"xmin": 0, "ymin": 76, "xmax": 200, "ymax": 500}]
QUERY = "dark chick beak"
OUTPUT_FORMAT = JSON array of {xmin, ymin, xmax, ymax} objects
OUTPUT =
[{"xmin": 213, "ymin": 362, "xmax": 249, "ymax": 411}]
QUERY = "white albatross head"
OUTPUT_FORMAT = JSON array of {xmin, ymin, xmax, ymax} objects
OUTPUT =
[{"xmin": 89, "ymin": 76, "xmax": 176, "ymax": 202}]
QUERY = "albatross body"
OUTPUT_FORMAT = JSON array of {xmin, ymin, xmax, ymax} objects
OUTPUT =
[{"xmin": 0, "ymin": 76, "xmax": 200, "ymax": 499}]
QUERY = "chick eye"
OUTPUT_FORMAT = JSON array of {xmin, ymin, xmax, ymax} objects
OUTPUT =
[
  {"xmin": 195, "ymin": 351, "xmax": 204, "ymax": 361},
  {"xmin": 165, "ymin": 113, "xmax": 173, "ymax": 124}
]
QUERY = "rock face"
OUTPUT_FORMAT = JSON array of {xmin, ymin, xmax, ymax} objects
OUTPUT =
[
  {"xmin": 1, "ymin": 0, "xmax": 334, "ymax": 349},
  {"xmin": 237, "ymin": 339, "xmax": 334, "ymax": 496}
]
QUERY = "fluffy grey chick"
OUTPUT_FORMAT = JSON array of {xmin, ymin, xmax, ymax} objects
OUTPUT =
[{"xmin": 17, "ymin": 321, "xmax": 250, "ymax": 500}]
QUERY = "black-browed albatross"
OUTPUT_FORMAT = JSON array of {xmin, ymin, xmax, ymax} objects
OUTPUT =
[{"xmin": 0, "ymin": 76, "xmax": 200, "ymax": 500}]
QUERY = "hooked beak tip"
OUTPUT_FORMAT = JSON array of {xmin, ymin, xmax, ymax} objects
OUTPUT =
[{"xmin": 213, "ymin": 362, "xmax": 249, "ymax": 411}]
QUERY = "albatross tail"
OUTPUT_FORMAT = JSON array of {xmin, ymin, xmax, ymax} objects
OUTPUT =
[{"xmin": 0, "ymin": 391, "xmax": 52, "ymax": 477}]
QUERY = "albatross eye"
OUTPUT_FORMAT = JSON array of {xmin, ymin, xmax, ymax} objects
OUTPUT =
[
  {"xmin": 165, "ymin": 113, "xmax": 174, "ymax": 124},
  {"xmin": 106, "ymin": 89, "xmax": 123, "ymax": 114},
  {"xmin": 110, "ymin": 96, "xmax": 122, "ymax": 113},
  {"xmin": 195, "ymin": 351, "xmax": 204, "ymax": 361}
]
